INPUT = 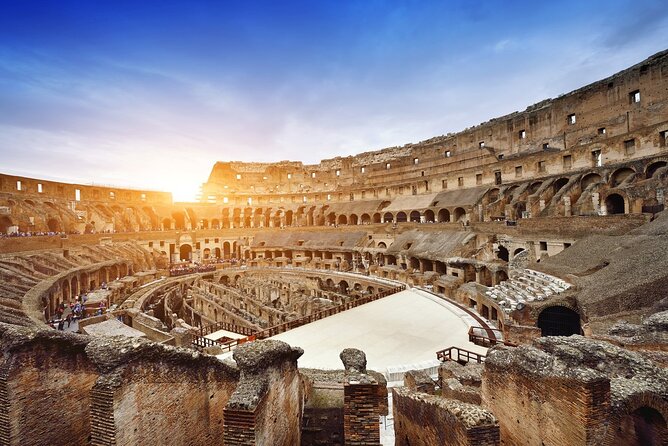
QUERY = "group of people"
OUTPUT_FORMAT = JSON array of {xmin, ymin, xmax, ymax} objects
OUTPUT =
[
  {"xmin": 48, "ymin": 291, "xmax": 108, "ymax": 331},
  {"xmin": 169, "ymin": 262, "xmax": 217, "ymax": 277},
  {"xmin": 1, "ymin": 230, "xmax": 67, "ymax": 238}
]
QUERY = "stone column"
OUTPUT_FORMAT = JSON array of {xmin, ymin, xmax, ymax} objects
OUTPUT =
[
  {"xmin": 341, "ymin": 348, "xmax": 383, "ymax": 446},
  {"xmin": 563, "ymin": 196, "xmax": 571, "ymax": 217}
]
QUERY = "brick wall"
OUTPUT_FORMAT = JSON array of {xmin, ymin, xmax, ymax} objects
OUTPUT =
[
  {"xmin": 0, "ymin": 332, "xmax": 98, "ymax": 446},
  {"xmin": 343, "ymin": 379, "xmax": 382, "ymax": 446},
  {"xmin": 392, "ymin": 387, "xmax": 499, "ymax": 446},
  {"xmin": 482, "ymin": 361, "xmax": 610, "ymax": 445}
]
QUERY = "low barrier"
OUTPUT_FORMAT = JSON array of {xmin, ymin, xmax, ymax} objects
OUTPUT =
[{"xmin": 192, "ymin": 285, "xmax": 405, "ymax": 352}]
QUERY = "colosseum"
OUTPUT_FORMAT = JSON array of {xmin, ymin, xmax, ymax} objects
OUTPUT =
[{"xmin": 1, "ymin": 50, "xmax": 667, "ymax": 446}]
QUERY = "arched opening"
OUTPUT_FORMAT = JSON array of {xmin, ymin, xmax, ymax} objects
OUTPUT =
[
  {"xmin": 605, "ymin": 193, "xmax": 626, "ymax": 215},
  {"xmin": 646, "ymin": 161, "xmax": 667, "ymax": 179},
  {"xmin": 327, "ymin": 212, "xmax": 336, "ymax": 225},
  {"xmin": 200, "ymin": 219, "xmax": 209, "ymax": 229},
  {"xmin": 203, "ymin": 248, "xmax": 211, "ymax": 259},
  {"xmin": 211, "ymin": 218, "xmax": 220, "ymax": 229},
  {"xmin": 0, "ymin": 216, "xmax": 13, "ymax": 234},
  {"xmin": 244, "ymin": 214, "xmax": 251, "ymax": 227},
  {"xmin": 223, "ymin": 242, "xmax": 231, "ymax": 259},
  {"xmin": 610, "ymin": 168, "xmax": 636, "ymax": 187},
  {"xmin": 553, "ymin": 178, "xmax": 569, "ymax": 194},
  {"xmin": 383, "ymin": 212, "xmax": 393, "ymax": 223},
  {"xmin": 513, "ymin": 248, "xmax": 526, "ymax": 258},
  {"xmin": 214, "ymin": 247, "xmax": 221, "ymax": 258},
  {"xmin": 172, "ymin": 212, "xmax": 186, "ymax": 230},
  {"xmin": 581, "ymin": 173, "xmax": 603, "ymax": 190},
  {"xmin": 424, "ymin": 210, "xmax": 435, "ymax": 223},
  {"xmin": 528, "ymin": 181, "xmax": 542, "ymax": 195},
  {"xmin": 514, "ymin": 202, "xmax": 526, "ymax": 219},
  {"xmin": 453, "ymin": 207, "xmax": 466, "ymax": 223},
  {"xmin": 285, "ymin": 210, "xmax": 293, "ymax": 226},
  {"xmin": 395, "ymin": 212, "xmax": 407, "ymax": 223},
  {"xmin": 337, "ymin": 214, "xmax": 348, "ymax": 225},
  {"xmin": 377, "ymin": 242, "xmax": 387, "ymax": 249},
  {"xmin": 349, "ymin": 214, "xmax": 359, "ymax": 225},
  {"xmin": 617, "ymin": 406, "xmax": 667, "ymax": 446},
  {"xmin": 438, "ymin": 208, "xmax": 450, "ymax": 223},
  {"xmin": 47, "ymin": 218, "xmax": 61, "ymax": 232},
  {"xmin": 338, "ymin": 280, "xmax": 349, "ymax": 294},
  {"xmin": 497, "ymin": 246, "xmax": 509, "ymax": 262},
  {"xmin": 409, "ymin": 211, "xmax": 421, "ymax": 222},
  {"xmin": 485, "ymin": 188, "xmax": 500, "ymax": 204},
  {"xmin": 372, "ymin": 213, "xmax": 381, "ymax": 223},
  {"xmin": 537, "ymin": 306, "xmax": 582, "ymax": 336},
  {"xmin": 360, "ymin": 213, "xmax": 371, "ymax": 224},
  {"xmin": 179, "ymin": 244, "xmax": 193, "ymax": 261}
]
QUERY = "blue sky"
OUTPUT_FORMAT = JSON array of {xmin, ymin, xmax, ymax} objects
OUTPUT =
[{"xmin": 1, "ymin": 0, "xmax": 667, "ymax": 200}]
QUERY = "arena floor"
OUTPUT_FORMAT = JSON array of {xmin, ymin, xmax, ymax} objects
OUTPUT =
[{"xmin": 269, "ymin": 288, "xmax": 488, "ymax": 373}]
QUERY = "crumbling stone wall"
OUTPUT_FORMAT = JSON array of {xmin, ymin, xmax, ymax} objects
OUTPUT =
[
  {"xmin": 392, "ymin": 387, "xmax": 499, "ymax": 446},
  {"xmin": 223, "ymin": 340, "xmax": 304, "ymax": 446},
  {"xmin": 86, "ymin": 336, "xmax": 239, "ymax": 446},
  {"xmin": 0, "ymin": 324, "xmax": 98, "ymax": 446}
]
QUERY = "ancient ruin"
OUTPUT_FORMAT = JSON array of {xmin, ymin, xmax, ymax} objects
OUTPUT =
[{"xmin": 0, "ymin": 50, "xmax": 667, "ymax": 445}]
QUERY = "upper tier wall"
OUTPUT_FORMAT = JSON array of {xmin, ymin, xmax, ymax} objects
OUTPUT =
[{"xmin": 201, "ymin": 50, "xmax": 668, "ymax": 199}]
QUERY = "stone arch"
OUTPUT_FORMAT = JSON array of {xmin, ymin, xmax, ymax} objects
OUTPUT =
[
  {"xmin": 200, "ymin": 219, "xmax": 209, "ymax": 229},
  {"xmin": 484, "ymin": 188, "xmax": 500, "ymax": 204},
  {"xmin": 285, "ymin": 210, "xmax": 293, "ymax": 226},
  {"xmin": 409, "ymin": 210, "xmax": 421, "ymax": 222},
  {"xmin": 581, "ymin": 172, "xmax": 603, "ymax": 190},
  {"xmin": 513, "ymin": 248, "xmax": 526, "ymax": 258},
  {"xmin": 646, "ymin": 161, "xmax": 668, "ymax": 179},
  {"xmin": 497, "ymin": 246, "xmax": 509, "ymax": 262},
  {"xmin": 162, "ymin": 218, "xmax": 172, "ymax": 230},
  {"xmin": 528, "ymin": 181, "xmax": 542, "ymax": 195},
  {"xmin": 179, "ymin": 244, "xmax": 192, "ymax": 261},
  {"xmin": 360, "ymin": 213, "xmax": 371, "ymax": 224},
  {"xmin": 377, "ymin": 242, "xmax": 387, "ymax": 249},
  {"xmin": 605, "ymin": 193, "xmax": 626, "ymax": 215},
  {"xmin": 172, "ymin": 211, "xmax": 186, "ymax": 230},
  {"xmin": 536, "ymin": 305, "xmax": 582, "ymax": 336},
  {"xmin": 70, "ymin": 276, "xmax": 79, "ymax": 298},
  {"xmin": 47, "ymin": 218, "xmax": 61, "ymax": 232},
  {"xmin": 395, "ymin": 211, "xmax": 407, "ymax": 223},
  {"xmin": 338, "ymin": 280, "xmax": 349, "ymax": 294},
  {"xmin": 0, "ymin": 216, "xmax": 13, "ymax": 234},
  {"xmin": 223, "ymin": 242, "xmax": 231, "ymax": 259},
  {"xmin": 327, "ymin": 212, "xmax": 336, "ymax": 225},
  {"xmin": 372, "ymin": 213, "xmax": 381, "ymax": 223},
  {"xmin": 437, "ymin": 208, "xmax": 450, "ymax": 223},
  {"xmin": 423, "ymin": 209, "xmax": 435, "ymax": 223},
  {"xmin": 337, "ymin": 214, "xmax": 348, "ymax": 225},
  {"xmin": 553, "ymin": 177, "xmax": 570, "ymax": 194},
  {"xmin": 214, "ymin": 247, "xmax": 221, "ymax": 258},
  {"xmin": 349, "ymin": 214, "xmax": 359, "ymax": 225},
  {"xmin": 383, "ymin": 212, "xmax": 393, "ymax": 223},
  {"xmin": 203, "ymin": 248, "xmax": 211, "ymax": 259},
  {"xmin": 613, "ymin": 394, "xmax": 668, "ymax": 446},
  {"xmin": 211, "ymin": 218, "xmax": 220, "ymax": 229},
  {"xmin": 610, "ymin": 167, "xmax": 636, "ymax": 187},
  {"xmin": 453, "ymin": 207, "xmax": 466, "ymax": 222}
]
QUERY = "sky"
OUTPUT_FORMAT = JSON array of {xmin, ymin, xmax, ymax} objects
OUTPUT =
[{"xmin": 0, "ymin": 1, "xmax": 667, "ymax": 201}]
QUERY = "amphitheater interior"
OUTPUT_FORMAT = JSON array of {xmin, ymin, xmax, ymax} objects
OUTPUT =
[{"xmin": 1, "ymin": 50, "xmax": 668, "ymax": 446}]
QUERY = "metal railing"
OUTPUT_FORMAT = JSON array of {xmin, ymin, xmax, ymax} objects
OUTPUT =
[{"xmin": 436, "ymin": 346, "xmax": 486, "ymax": 364}]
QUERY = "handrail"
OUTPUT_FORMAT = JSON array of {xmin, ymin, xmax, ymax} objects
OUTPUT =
[
  {"xmin": 436, "ymin": 346, "xmax": 486, "ymax": 364},
  {"xmin": 467, "ymin": 326, "xmax": 517, "ymax": 347}
]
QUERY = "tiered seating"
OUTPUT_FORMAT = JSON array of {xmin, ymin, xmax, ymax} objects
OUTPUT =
[{"xmin": 484, "ymin": 269, "xmax": 570, "ymax": 313}]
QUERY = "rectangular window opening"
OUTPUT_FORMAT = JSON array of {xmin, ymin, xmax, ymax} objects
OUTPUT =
[
  {"xmin": 563, "ymin": 155, "xmax": 572, "ymax": 169},
  {"xmin": 519, "ymin": 129, "xmax": 526, "ymax": 139},
  {"xmin": 598, "ymin": 127, "xmax": 606, "ymax": 135},
  {"xmin": 592, "ymin": 150, "xmax": 602, "ymax": 167},
  {"xmin": 624, "ymin": 139, "xmax": 636, "ymax": 156},
  {"xmin": 567, "ymin": 114, "xmax": 576, "ymax": 125},
  {"xmin": 515, "ymin": 166, "xmax": 523, "ymax": 178},
  {"xmin": 629, "ymin": 90, "xmax": 640, "ymax": 104},
  {"xmin": 37, "ymin": 183, "xmax": 43, "ymax": 193}
]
